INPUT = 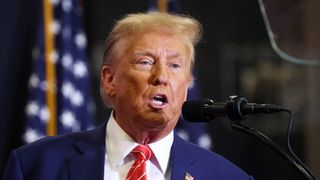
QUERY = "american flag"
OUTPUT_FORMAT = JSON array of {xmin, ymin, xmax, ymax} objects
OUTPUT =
[
  {"xmin": 23, "ymin": 0, "xmax": 94, "ymax": 143},
  {"xmin": 149, "ymin": 0, "xmax": 212, "ymax": 149}
]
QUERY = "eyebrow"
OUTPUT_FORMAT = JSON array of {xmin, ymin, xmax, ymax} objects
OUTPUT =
[
  {"xmin": 132, "ymin": 50, "xmax": 153, "ymax": 57},
  {"xmin": 133, "ymin": 50, "xmax": 183, "ymax": 60}
]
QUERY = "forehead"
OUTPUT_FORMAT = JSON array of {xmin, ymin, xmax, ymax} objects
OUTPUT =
[{"xmin": 122, "ymin": 29, "xmax": 191, "ymax": 57}]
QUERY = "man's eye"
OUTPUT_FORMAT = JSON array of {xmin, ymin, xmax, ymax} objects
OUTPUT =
[
  {"xmin": 169, "ymin": 63, "xmax": 181, "ymax": 69},
  {"xmin": 135, "ymin": 59, "xmax": 153, "ymax": 69},
  {"xmin": 138, "ymin": 60, "xmax": 153, "ymax": 65}
]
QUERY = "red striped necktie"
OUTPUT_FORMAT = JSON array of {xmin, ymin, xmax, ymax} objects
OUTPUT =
[{"xmin": 126, "ymin": 145, "xmax": 153, "ymax": 180}]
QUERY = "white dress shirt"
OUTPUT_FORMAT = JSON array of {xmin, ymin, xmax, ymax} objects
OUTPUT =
[{"xmin": 104, "ymin": 113, "xmax": 173, "ymax": 180}]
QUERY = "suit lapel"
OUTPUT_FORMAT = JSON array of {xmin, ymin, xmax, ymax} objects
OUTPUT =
[
  {"xmin": 65, "ymin": 123, "xmax": 198, "ymax": 180},
  {"xmin": 67, "ymin": 122, "xmax": 107, "ymax": 180},
  {"xmin": 170, "ymin": 133, "xmax": 196, "ymax": 180}
]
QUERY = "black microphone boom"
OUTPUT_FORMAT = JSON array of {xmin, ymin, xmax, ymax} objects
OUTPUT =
[
  {"xmin": 182, "ymin": 96, "xmax": 316, "ymax": 179},
  {"xmin": 182, "ymin": 95, "xmax": 287, "ymax": 122}
]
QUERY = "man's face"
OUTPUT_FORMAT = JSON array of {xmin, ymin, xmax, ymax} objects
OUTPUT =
[{"xmin": 102, "ymin": 30, "xmax": 192, "ymax": 141}]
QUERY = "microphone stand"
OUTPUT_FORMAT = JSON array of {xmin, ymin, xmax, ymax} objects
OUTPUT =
[
  {"xmin": 231, "ymin": 122, "xmax": 315, "ymax": 180},
  {"xmin": 224, "ymin": 96, "xmax": 316, "ymax": 180},
  {"xmin": 183, "ymin": 95, "xmax": 316, "ymax": 179}
]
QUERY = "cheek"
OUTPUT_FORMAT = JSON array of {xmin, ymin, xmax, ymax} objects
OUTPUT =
[
  {"xmin": 172, "ymin": 80, "xmax": 189, "ymax": 102},
  {"xmin": 114, "ymin": 71, "xmax": 147, "ymax": 99}
]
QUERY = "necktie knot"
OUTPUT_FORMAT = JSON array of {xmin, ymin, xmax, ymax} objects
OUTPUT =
[
  {"xmin": 126, "ymin": 145, "xmax": 153, "ymax": 180},
  {"xmin": 131, "ymin": 145, "xmax": 153, "ymax": 161}
]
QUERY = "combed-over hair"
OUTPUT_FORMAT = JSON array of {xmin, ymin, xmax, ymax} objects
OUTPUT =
[{"xmin": 102, "ymin": 12, "xmax": 202, "ymax": 67}]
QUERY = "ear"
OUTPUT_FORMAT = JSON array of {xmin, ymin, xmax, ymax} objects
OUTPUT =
[{"xmin": 101, "ymin": 65, "xmax": 116, "ymax": 97}]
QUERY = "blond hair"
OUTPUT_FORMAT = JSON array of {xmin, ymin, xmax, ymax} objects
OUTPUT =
[{"xmin": 100, "ymin": 12, "xmax": 202, "ymax": 108}]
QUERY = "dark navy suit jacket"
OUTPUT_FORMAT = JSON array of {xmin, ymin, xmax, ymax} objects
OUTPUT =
[{"xmin": 2, "ymin": 121, "xmax": 253, "ymax": 180}]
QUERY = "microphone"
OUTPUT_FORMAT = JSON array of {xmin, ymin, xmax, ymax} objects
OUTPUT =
[{"xmin": 182, "ymin": 95, "xmax": 287, "ymax": 122}]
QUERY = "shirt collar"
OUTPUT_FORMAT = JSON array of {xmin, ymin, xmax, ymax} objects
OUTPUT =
[
  {"xmin": 148, "ymin": 130, "xmax": 173, "ymax": 174},
  {"xmin": 105, "ymin": 111, "xmax": 173, "ymax": 174}
]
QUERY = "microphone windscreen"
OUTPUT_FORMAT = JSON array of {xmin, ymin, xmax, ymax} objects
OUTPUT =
[{"xmin": 182, "ymin": 99, "xmax": 212, "ymax": 122}]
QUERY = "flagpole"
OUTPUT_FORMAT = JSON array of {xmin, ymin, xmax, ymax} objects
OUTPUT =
[
  {"xmin": 43, "ymin": 0, "xmax": 57, "ymax": 136},
  {"xmin": 157, "ymin": 0, "xmax": 168, "ymax": 12}
]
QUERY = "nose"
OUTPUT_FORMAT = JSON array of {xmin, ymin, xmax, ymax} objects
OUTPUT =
[{"xmin": 151, "ymin": 63, "xmax": 168, "ymax": 86}]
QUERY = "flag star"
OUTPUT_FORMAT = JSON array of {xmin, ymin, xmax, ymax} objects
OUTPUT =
[
  {"xmin": 51, "ymin": 20, "xmax": 61, "ymax": 34},
  {"xmin": 74, "ymin": 32, "xmax": 87, "ymax": 49},
  {"xmin": 29, "ymin": 73, "xmax": 40, "ymax": 88},
  {"xmin": 39, "ymin": 106, "xmax": 50, "ymax": 123},
  {"xmin": 73, "ymin": 61, "xmax": 87, "ymax": 78},
  {"xmin": 62, "ymin": 0, "xmax": 72, "ymax": 12},
  {"xmin": 61, "ymin": 111, "xmax": 80, "ymax": 131},
  {"xmin": 26, "ymin": 101, "xmax": 40, "ymax": 116},
  {"xmin": 177, "ymin": 130, "xmax": 189, "ymax": 141},
  {"xmin": 62, "ymin": 82, "xmax": 74, "ymax": 99},
  {"xmin": 61, "ymin": 111, "xmax": 75, "ymax": 127},
  {"xmin": 198, "ymin": 134, "xmax": 212, "ymax": 149},
  {"xmin": 71, "ymin": 90, "xmax": 84, "ymax": 106},
  {"xmin": 62, "ymin": 53, "xmax": 73, "ymax": 69},
  {"xmin": 24, "ymin": 128, "xmax": 43, "ymax": 144}
]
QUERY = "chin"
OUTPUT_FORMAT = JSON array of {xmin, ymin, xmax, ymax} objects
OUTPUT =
[{"xmin": 140, "ymin": 112, "xmax": 172, "ymax": 129}]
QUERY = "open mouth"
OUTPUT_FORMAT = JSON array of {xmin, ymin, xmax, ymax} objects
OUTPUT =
[{"xmin": 151, "ymin": 94, "xmax": 168, "ymax": 107}]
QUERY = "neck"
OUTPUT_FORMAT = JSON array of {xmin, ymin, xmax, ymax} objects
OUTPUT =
[
  {"xmin": 113, "ymin": 111, "xmax": 175, "ymax": 145},
  {"xmin": 127, "ymin": 129, "xmax": 170, "ymax": 144}
]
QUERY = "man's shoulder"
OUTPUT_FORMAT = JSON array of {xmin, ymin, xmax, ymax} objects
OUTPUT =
[
  {"xmin": 14, "ymin": 131, "xmax": 81, "ymax": 159},
  {"xmin": 173, "ymin": 134, "xmax": 253, "ymax": 179},
  {"xmin": 3, "ymin": 124, "xmax": 107, "ymax": 179},
  {"xmin": 174, "ymin": 135, "xmax": 229, "ymax": 164},
  {"xmin": 15, "ymin": 123, "xmax": 106, "ymax": 158}
]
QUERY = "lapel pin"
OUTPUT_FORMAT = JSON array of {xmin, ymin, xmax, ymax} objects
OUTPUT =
[{"xmin": 185, "ymin": 172, "xmax": 194, "ymax": 180}]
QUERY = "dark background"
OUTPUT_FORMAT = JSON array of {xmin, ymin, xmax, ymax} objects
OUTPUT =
[{"xmin": 1, "ymin": 0, "xmax": 319, "ymax": 179}]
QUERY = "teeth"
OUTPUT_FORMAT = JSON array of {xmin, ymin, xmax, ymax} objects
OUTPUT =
[
  {"xmin": 155, "ymin": 95, "xmax": 163, "ymax": 99},
  {"xmin": 152, "ymin": 99, "xmax": 164, "ymax": 106}
]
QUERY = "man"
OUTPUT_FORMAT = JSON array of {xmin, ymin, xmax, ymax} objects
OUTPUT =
[{"xmin": 2, "ymin": 12, "xmax": 253, "ymax": 180}]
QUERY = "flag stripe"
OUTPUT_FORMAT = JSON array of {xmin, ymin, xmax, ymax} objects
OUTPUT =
[{"xmin": 43, "ymin": 0, "xmax": 57, "ymax": 136}]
